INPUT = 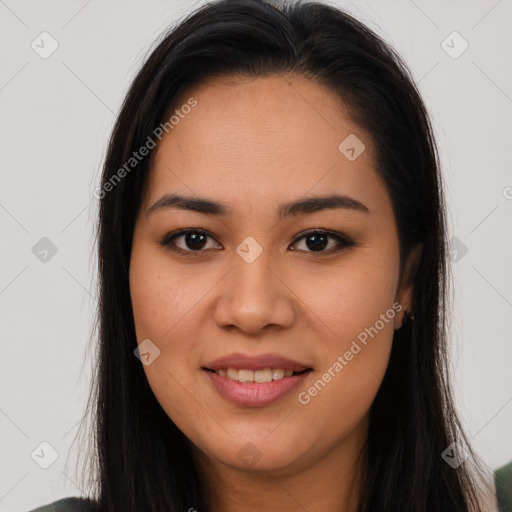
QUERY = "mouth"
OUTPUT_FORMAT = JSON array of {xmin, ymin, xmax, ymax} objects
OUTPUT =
[
  {"xmin": 201, "ymin": 352, "xmax": 314, "ymax": 407},
  {"xmin": 201, "ymin": 353, "xmax": 313, "ymax": 406}
]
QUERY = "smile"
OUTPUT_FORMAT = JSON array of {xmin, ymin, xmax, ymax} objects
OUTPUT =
[
  {"xmin": 211, "ymin": 367, "xmax": 307, "ymax": 382},
  {"xmin": 202, "ymin": 367, "xmax": 313, "ymax": 407}
]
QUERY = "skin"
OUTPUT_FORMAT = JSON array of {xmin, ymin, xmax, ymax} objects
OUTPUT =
[{"xmin": 129, "ymin": 73, "xmax": 422, "ymax": 512}]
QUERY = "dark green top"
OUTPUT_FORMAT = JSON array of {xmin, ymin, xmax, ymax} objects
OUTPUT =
[
  {"xmin": 27, "ymin": 497, "xmax": 98, "ymax": 512},
  {"xmin": 27, "ymin": 461, "xmax": 512, "ymax": 511},
  {"xmin": 495, "ymin": 460, "xmax": 512, "ymax": 512}
]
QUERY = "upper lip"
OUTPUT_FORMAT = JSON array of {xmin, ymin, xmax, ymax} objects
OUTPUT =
[{"xmin": 203, "ymin": 352, "xmax": 312, "ymax": 372}]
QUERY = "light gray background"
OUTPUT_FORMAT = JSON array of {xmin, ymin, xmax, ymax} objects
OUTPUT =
[{"xmin": 1, "ymin": 1, "xmax": 511, "ymax": 510}]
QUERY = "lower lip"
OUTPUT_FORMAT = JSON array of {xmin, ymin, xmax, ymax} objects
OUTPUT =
[{"xmin": 203, "ymin": 369, "xmax": 312, "ymax": 407}]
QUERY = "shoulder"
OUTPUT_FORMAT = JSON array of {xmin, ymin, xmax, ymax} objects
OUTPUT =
[{"xmin": 27, "ymin": 497, "xmax": 99, "ymax": 512}]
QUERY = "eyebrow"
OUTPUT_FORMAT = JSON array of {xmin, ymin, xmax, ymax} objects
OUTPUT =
[{"xmin": 146, "ymin": 193, "xmax": 370, "ymax": 219}]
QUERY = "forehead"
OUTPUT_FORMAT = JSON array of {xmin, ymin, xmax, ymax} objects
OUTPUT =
[{"xmin": 146, "ymin": 74, "xmax": 386, "ymax": 214}]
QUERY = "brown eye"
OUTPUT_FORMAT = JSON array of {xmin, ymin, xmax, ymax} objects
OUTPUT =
[
  {"xmin": 290, "ymin": 230, "xmax": 354, "ymax": 254},
  {"xmin": 161, "ymin": 229, "xmax": 221, "ymax": 254}
]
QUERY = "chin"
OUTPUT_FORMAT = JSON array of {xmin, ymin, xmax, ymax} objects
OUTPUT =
[{"xmin": 196, "ymin": 433, "xmax": 311, "ymax": 474}]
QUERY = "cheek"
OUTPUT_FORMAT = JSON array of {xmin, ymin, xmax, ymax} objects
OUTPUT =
[
  {"xmin": 129, "ymin": 246, "xmax": 207, "ymax": 347},
  {"xmin": 129, "ymin": 247, "xmax": 224, "ymax": 408},
  {"xmin": 129, "ymin": 251, "xmax": 208, "ymax": 428},
  {"xmin": 295, "ymin": 249, "xmax": 399, "ymax": 342},
  {"xmin": 291, "ymin": 256, "xmax": 398, "ymax": 434}
]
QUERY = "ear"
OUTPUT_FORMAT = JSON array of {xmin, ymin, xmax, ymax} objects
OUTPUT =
[{"xmin": 394, "ymin": 243, "xmax": 423, "ymax": 329}]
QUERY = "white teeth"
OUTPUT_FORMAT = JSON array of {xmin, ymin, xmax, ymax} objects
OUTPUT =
[
  {"xmin": 227, "ymin": 368, "xmax": 239, "ymax": 380},
  {"xmin": 254, "ymin": 368, "xmax": 272, "ymax": 383},
  {"xmin": 238, "ymin": 369, "xmax": 254, "ymax": 382},
  {"xmin": 214, "ymin": 367, "xmax": 297, "ymax": 382},
  {"xmin": 272, "ymin": 368, "xmax": 284, "ymax": 380}
]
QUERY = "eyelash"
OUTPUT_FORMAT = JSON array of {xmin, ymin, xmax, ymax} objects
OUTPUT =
[{"xmin": 159, "ymin": 228, "xmax": 355, "ymax": 256}]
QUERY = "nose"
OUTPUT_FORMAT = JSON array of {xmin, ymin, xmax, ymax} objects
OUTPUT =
[{"xmin": 211, "ymin": 252, "xmax": 297, "ymax": 335}]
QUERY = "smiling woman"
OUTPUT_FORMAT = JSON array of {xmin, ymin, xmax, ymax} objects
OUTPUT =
[{"xmin": 29, "ymin": 0, "xmax": 500, "ymax": 511}]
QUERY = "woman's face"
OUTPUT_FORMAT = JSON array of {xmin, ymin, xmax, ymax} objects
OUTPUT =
[{"xmin": 129, "ymin": 74, "xmax": 419, "ymax": 475}]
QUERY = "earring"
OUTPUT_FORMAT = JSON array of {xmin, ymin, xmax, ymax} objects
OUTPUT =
[{"xmin": 404, "ymin": 309, "xmax": 415, "ymax": 322}]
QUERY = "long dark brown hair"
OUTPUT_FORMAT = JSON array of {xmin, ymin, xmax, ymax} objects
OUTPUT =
[{"xmin": 75, "ymin": 0, "xmax": 492, "ymax": 510}]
